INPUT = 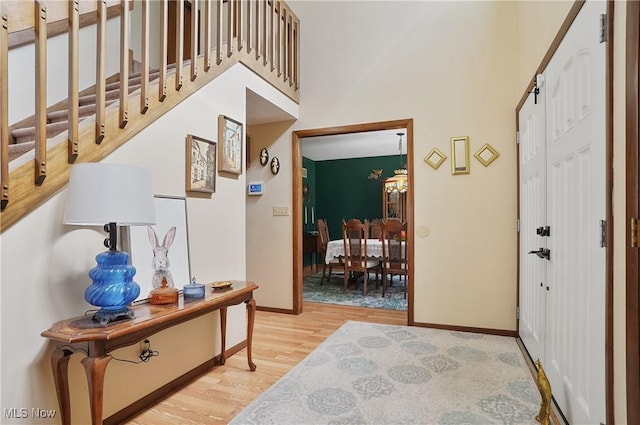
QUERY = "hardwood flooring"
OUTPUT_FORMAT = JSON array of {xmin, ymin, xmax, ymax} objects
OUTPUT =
[{"xmin": 126, "ymin": 302, "xmax": 407, "ymax": 425}]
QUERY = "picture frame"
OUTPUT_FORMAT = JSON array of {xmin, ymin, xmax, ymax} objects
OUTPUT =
[
  {"xmin": 424, "ymin": 148, "xmax": 447, "ymax": 170},
  {"xmin": 218, "ymin": 114, "xmax": 243, "ymax": 175},
  {"xmin": 474, "ymin": 143, "xmax": 500, "ymax": 167},
  {"xmin": 186, "ymin": 134, "xmax": 216, "ymax": 193},
  {"xmin": 451, "ymin": 136, "xmax": 470, "ymax": 175},
  {"xmin": 122, "ymin": 195, "xmax": 192, "ymax": 303}
]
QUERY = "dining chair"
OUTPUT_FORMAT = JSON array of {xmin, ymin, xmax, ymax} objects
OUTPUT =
[
  {"xmin": 317, "ymin": 219, "xmax": 344, "ymax": 284},
  {"xmin": 381, "ymin": 219, "xmax": 408, "ymax": 299},
  {"xmin": 342, "ymin": 219, "xmax": 380, "ymax": 295},
  {"xmin": 367, "ymin": 219, "xmax": 383, "ymax": 239}
]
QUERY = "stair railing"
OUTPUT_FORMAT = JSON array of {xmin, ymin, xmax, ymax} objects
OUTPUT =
[{"xmin": 0, "ymin": 0, "xmax": 299, "ymax": 232}]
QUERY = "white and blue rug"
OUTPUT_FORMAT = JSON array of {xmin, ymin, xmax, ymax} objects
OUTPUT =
[
  {"xmin": 303, "ymin": 272, "xmax": 408, "ymax": 311},
  {"xmin": 230, "ymin": 321, "xmax": 540, "ymax": 425}
]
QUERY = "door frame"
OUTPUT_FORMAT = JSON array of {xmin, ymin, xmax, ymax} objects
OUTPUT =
[
  {"xmin": 626, "ymin": 1, "xmax": 640, "ymax": 423},
  {"xmin": 515, "ymin": 1, "xmax": 614, "ymax": 423},
  {"xmin": 292, "ymin": 119, "xmax": 415, "ymax": 325}
]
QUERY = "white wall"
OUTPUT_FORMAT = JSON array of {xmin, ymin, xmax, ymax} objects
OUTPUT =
[
  {"xmin": 0, "ymin": 63, "xmax": 297, "ymax": 423},
  {"xmin": 283, "ymin": 0, "xmax": 521, "ymax": 330}
]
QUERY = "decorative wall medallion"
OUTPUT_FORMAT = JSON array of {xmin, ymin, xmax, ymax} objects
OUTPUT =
[
  {"xmin": 424, "ymin": 148, "xmax": 447, "ymax": 170},
  {"xmin": 271, "ymin": 157, "xmax": 280, "ymax": 175},
  {"xmin": 303, "ymin": 183, "xmax": 309, "ymax": 196},
  {"xmin": 260, "ymin": 148, "xmax": 269, "ymax": 166},
  {"xmin": 474, "ymin": 143, "xmax": 500, "ymax": 167}
]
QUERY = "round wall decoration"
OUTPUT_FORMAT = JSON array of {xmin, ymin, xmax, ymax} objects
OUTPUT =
[
  {"xmin": 260, "ymin": 148, "xmax": 269, "ymax": 166},
  {"xmin": 303, "ymin": 183, "xmax": 310, "ymax": 196},
  {"xmin": 270, "ymin": 157, "xmax": 280, "ymax": 175}
]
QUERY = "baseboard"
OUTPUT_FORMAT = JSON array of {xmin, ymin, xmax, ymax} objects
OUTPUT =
[
  {"xmin": 412, "ymin": 321, "xmax": 517, "ymax": 337},
  {"xmin": 104, "ymin": 339, "xmax": 248, "ymax": 425},
  {"xmin": 257, "ymin": 305, "xmax": 296, "ymax": 314}
]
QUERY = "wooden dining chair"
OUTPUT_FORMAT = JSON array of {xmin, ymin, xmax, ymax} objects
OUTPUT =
[
  {"xmin": 317, "ymin": 219, "xmax": 344, "ymax": 284},
  {"xmin": 381, "ymin": 219, "xmax": 408, "ymax": 299},
  {"xmin": 342, "ymin": 219, "xmax": 380, "ymax": 295},
  {"xmin": 367, "ymin": 219, "xmax": 383, "ymax": 239}
]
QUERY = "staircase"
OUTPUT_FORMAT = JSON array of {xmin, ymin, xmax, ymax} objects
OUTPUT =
[
  {"xmin": 8, "ymin": 65, "xmax": 176, "ymax": 163},
  {"xmin": 1, "ymin": 0, "xmax": 300, "ymax": 232}
]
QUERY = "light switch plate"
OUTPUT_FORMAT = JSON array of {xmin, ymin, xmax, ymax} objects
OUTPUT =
[{"xmin": 273, "ymin": 205, "xmax": 290, "ymax": 216}]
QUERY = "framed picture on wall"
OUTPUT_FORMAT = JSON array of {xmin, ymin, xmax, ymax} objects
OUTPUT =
[
  {"xmin": 186, "ymin": 134, "xmax": 216, "ymax": 193},
  {"xmin": 218, "ymin": 115, "xmax": 243, "ymax": 175}
]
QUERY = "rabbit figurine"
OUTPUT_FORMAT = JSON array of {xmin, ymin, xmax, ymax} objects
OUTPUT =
[{"xmin": 147, "ymin": 226, "xmax": 177, "ymax": 289}]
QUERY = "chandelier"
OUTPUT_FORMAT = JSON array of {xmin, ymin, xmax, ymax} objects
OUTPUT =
[{"xmin": 384, "ymin": 132, "xmax": 408, "ymax": 193}]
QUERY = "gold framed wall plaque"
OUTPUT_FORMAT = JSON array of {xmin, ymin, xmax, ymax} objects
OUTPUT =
[
  {"xmin": 474, "ymin": 143, "xmax": 500, "ymax": 167},
  {"xmin": 424, "ymin": 148, "xmax": 447, "ymax": 170},
  {"xmin": 451, "ymin": 136, "xmax": 470, "ymax": 175}
]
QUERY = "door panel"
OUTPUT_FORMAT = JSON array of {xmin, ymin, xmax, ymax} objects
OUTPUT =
[
  {"xmin": 544, "ymin": 1, "xmax": 606, "ymax": 423},
  {"xmin": 518, "ymin": 89, "xmax": 547, "ymax": 364}
]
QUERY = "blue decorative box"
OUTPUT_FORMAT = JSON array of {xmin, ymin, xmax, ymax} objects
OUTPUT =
[{"xmin": 183, "ymin": 280, "xmax": 205, "ymax": 299}]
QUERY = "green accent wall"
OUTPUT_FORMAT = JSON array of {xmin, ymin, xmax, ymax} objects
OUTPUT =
[{"xmin": 307, "ymin": 155, "xmax": 406, "ymax": 240}]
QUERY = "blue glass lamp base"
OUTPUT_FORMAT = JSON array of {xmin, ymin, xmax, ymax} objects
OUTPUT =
[
  {"xmin": 86, "ymin": 250, "xmax": 140, "ymax": 325},
  {"xmin": 92, "ymin": 307, "xmax": 135, "ymax": 325}
]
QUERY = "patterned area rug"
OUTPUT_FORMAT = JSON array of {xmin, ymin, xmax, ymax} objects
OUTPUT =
[
  {"xmin": 303, "ymin": 271, "xmax": 408, "ymax": 311},
  {"xmin": 230, "ymin": 321, "xmax": 541, "ymax": 425}
]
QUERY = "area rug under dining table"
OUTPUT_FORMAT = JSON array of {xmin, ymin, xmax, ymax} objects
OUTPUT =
[{"xmin": 230, "ymin": 321, "xmax": 541, "ymax": 424}]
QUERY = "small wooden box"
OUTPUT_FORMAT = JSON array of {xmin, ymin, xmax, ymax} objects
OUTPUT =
[{"xmin": 149, "ymin": 287, "xmax": 179, "ymax": 305}]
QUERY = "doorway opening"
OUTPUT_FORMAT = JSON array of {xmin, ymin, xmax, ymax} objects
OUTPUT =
[{"xmin": 292, "ymin": 119, "xmax": 414, "ymax": 325}]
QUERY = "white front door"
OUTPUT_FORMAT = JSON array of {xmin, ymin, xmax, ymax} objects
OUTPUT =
[
  {"xmin": 518, "ymin": 1, "xmax": 607, "ymax": 423},
  {"xmin": 518, "ymin": 83, "xmax": 547, "ymax": 364},
  {"xmin": 544, "ymin": 1, "xmax": 606, "ymax": 423}
]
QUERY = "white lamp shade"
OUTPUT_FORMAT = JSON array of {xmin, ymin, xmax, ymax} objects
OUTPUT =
[{"xmin": 64, "ymin": 163, "xmax": 156, "ymax": 226}]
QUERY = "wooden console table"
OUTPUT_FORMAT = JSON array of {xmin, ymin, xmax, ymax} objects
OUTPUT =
[{"xmin": 41, "ymin": 280, "xmax": 258, "ymax": 425}]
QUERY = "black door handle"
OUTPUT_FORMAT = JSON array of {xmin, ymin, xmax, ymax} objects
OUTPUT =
[{"xmin": 528, "ymin": 248, "xmax": 550, "ymax": 260}]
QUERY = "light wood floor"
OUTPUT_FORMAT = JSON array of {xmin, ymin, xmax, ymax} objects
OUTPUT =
[{"xmin": 127, "ymin": 302, "xmax": 407, "ymax": 424}]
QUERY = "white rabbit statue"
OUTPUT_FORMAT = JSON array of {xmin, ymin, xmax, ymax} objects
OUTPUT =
[{"xmin": 147, "ymin": 226, "xmax": 177, "ymax": 289}]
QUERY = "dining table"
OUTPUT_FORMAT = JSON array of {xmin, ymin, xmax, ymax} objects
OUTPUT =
[{"xmin": 325, "ymin": 239, "xmax": 404, "ymax": 264}]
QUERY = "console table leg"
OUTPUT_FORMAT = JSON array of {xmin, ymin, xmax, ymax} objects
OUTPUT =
[
  {"xmin": 246, "ymin": 298, "xmax": 257, "ymax": 371},
  {"xmin": 219, "ymin": 306, "xmax": 227, "ymax": 365},
  {"xmin": 80, "ymin": 355, "xmax": 111, "ymax": 425},
  {"xmin": 51, "ymin": 348, "xmax": 73, "ymax": 425}
]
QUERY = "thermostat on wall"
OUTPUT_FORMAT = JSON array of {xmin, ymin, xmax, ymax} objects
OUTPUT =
[{"xmin": 247, "ymin": 182, "xmax": 264, "ymax": 196}]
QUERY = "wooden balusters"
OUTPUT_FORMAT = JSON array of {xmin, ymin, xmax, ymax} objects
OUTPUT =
[
  {"xmin": 190, "ymin": 0, "xmax": 198, "ymax": 82},
  {"xmin": 216, "ymin": 0, "xmax": 223, "ymax": 64},
  {"xmin": 34, "ymin": 1, "xmax": 47, "ymax": 185},
  {"xmin": 269, "ymin": 0, "xmax": 274, "ymax": 71},
  {"xmin": 0, "ymin": 0, "xmax": 301, "ymax": 231},
  {"xmin": 175, "ymin": 0, "xmax": 184, "ymax": 91},
  {"xmin": 140, "ymin": 0, "xmax": 149, "ymax": 114},
  {"xmin": 246, "ymin": 0, "xmax": 252, "ymax": 55},
  {"xmin": 67, "ymin": 0, "xmax": 79, "ymax": 163},
  {"xmin": 286, "ymin": 12, "xmax": 292, "ymax": 85},
  {"xmin": 118, "ymin": 0, "xmax": 129, "ymax": 129},
  {"xmin": 95, "ymin": 0, "xmax": 106, "ymax": 143},
  {"xmin": 159, "ymin": 0, "xmax": 168, "ymax": 101},
  {"xmin": 1, "ymin": 14, "xmax": 9, "ymax": 210},
  {"xmin": 226, "ymin": 0, "xmax": 233, "ymax": 58},
  {"xmin": 236, "ymin": 0, "xmax": 243, "ymax": 52},
  {"xmin": 204, "ymin": 0, "xmax": 211, "ymax": 71},
  {"xmin": 261, "ymin": 0, "xmax": 267, "ymax": 65},
  {"xmin": 293, "ymin": 18, "xmax": 299, "ymax": 89}
]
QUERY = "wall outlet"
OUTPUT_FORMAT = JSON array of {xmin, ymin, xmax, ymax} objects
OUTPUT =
[{"xmin": 273, "ymin": 205, "xmax": 290, "ymax": 216}]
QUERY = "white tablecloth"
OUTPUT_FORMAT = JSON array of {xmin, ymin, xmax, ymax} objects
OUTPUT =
[{"xmin": 325, "ymin": 239, "xmax": 385, "ymax": 264}]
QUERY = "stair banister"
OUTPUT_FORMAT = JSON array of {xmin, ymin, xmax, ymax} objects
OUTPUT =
[{"xmin": 1, "ymin": 0, "xmax": 300, "ymax": 233}]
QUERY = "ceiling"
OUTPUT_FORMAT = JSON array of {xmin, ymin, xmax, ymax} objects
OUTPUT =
[{"xmin": 245, "ymin": 90, "xmax": 407, "ymax": 161}]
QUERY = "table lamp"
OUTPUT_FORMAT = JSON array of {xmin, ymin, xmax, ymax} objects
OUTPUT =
[{"xmin": 63, "ymin": 163, "xmax": 156, "ymax": 325}]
